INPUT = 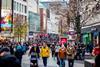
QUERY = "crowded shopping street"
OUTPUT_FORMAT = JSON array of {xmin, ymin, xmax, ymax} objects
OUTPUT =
[
  {"xmin": 0, "ymin": 40, "xmax": 96, "ymax": 67},
  {"xmin": 22, "ymin": 50, "xmax": 84, "ymax": 67},
  {"xmin": 0, "ymin": 0, "xmax": 100, "ymax": 67}
]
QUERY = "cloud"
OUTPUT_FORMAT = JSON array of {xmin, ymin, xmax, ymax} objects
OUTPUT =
[{"xmin": 39, "ymin": 0, "xmax": 69, "ymax": 2}]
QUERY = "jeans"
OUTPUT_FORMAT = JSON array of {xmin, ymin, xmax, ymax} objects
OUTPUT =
[
  {"xmin": 59, "ymin": 59, "xmax": 65, "ymax": 67},
  {"xmin": 42, "ymin": 57, "xmax": 47, "ymax": 67},
  {"xmin": 68, "ymin": 59, "xmax": 74, "ymax": 67}
]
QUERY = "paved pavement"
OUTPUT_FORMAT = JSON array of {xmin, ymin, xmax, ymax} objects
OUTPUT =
[{"xmin": 22, "ymin": 52, "xmax": 84, "ymax": 67}]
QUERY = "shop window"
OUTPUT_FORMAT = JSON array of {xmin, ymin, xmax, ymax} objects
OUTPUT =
[
  {"xmin": 25, "ymin": 6, "xmax": 27, "ymax": 13},
  {"xmin": 17, "ymin": 2, "xmax": 19, "ymax": 11},
  {"xmin": 22, "ymin": 5, "xmax": 24, "ymax": 13},
  {"xmin": 2, "ymin": 0, "xmax": 7, "ymax": 9},
  {"xmin": 14, "ymin": 1, "xmax": 16, "ymax": 11},
  {"xmin": 19, "ymin": 3, "xmax": 21, "ymax": 12}
]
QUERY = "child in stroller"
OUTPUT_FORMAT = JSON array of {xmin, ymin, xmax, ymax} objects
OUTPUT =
[{"xmin": 29, "ymin": 45, "xmax": 38, "ymax": 67}]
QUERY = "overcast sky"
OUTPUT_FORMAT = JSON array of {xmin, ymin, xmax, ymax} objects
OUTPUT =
[{"xmin": 39, "ymin": 0, "xmax": 69, "ymax": 2}]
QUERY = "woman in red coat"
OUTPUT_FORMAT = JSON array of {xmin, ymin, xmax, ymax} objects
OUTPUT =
[{"xmin": 92, "ymin": 44, "xmax": 100, "ymax": 56}]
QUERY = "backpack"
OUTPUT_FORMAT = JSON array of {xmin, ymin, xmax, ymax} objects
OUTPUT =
[
  {"xmin": 67, "ymin": 47, "xmax": 74, "ymax": 56},
  {"xmin": 16, "ymin": 45, "xmax": 23, "ymax": 52}
]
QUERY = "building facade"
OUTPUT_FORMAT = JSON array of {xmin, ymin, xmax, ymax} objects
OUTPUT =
[
  {"xmin": 78, "ymin": 0, "xmax": 100, "ymax": 45},
  {"xmin": 39, "ymin": 8, "xmax": 47, "ymax": 33},
  {"xmin": 47, "ymin": 9, "xmax": 59, "ymax": 34},
  {"xmin": 0, "ymin": 0, "xmax": 40, "ymax": 41},
  {"xmin": 28, "ymin": 12, "xmax": 40, "ymax": 32},
  {"xmin": 1, "ymin": 0, "xmax": 27, "ymax": 41},
  {"xmin": 28, "ymin": 0, "xmax": 40, "ymax": 40},
  {"xmin": 40, "ymin": 1, "xmax": 69, "ymax": 35}
]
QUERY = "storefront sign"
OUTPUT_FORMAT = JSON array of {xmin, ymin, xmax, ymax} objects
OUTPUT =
[
  {"xmin": 91, "ymin": 28, "xmax": 97, "ymax": 31},
  {"xmin": 1, "ymin": 9, "xmax": 12, "ymax": 32}
]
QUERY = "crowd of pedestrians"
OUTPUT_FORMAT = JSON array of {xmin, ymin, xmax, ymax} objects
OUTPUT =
[
  {"xmin": 0, "ymin": 39, "xmax": 100, "ymax": 67},
  {"xmin": 0, "ymin": 40, "xmax": 29, "ymax": 67}
]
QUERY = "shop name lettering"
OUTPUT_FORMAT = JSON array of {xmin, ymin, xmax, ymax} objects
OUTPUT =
[{"xmin": 91, "ymin": 28, "xmax": 97, "ymax": 31}]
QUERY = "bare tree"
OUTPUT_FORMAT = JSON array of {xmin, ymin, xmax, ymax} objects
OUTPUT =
[
  {"xmin": 48, "ymin": 1, "xmax": 69, "ymax": 34},
  {"xmin": 68, "ymin": 0, "xmax": 100, "ymax": 42}
]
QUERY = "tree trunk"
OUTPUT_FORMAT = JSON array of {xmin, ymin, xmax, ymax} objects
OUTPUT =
[{"xmin": 75, "ymin": 14, "xmax": 81, "ymax": 43}]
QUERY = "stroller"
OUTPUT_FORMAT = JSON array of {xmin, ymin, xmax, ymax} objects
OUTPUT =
[
  {"xmin": 29, "ymin": 46, "xmax": 38, "ymax": 67},
  {"xmin": 30, "ymin": 52, "xmax": 38, "ymax": 67}
]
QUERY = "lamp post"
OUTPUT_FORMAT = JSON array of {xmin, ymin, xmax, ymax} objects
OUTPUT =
[{"xmin": 11, "ymin": 0, "xmax": 14, "ymax": 32}]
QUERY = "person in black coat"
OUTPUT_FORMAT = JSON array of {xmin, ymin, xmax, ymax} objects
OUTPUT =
[
  {"xmin": 0, "ymin": 47, "xmax": 21, "ymax": 67},
  {"xmin": 95, "ymin": 54, "xmax": 100, "ymax": 67},
  {"xmin": 36, "ymin": 46, "xmax": 40, "ymax": 59}
]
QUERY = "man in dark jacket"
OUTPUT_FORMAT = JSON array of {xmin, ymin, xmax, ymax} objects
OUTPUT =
[
  {"xmin": 15, "ymin": 44, "xmax": 24, "ymax": 63},
  {"xmin": 0, "ymin": 47, "xmax": 21, "ymax": 67},
  {"xmin": 95, "ymin": 54, "xmax": 100, "ymax": 67}
]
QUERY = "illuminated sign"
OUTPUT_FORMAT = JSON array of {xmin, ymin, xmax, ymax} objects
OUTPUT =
[
  {"xmin": 1, "ymin": 10, "xmax": 12, "ymax": 31},
  {"xmin": 60, "ymin": 38, "xmax": 67, "ymax": 44}
]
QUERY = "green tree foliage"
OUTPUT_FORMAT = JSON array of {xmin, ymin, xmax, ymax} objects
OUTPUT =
[{"xmin": 14, "ymin": 22, "xmax": 28, "ymax": 41}]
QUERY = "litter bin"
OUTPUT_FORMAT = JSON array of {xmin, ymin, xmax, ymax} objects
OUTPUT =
[{"xmin": 84, "ymin": 59, "xmax": 95, "ymax": 67}]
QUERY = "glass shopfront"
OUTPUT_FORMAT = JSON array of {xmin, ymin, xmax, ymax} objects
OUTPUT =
[{"xmin": 82, "ymin": 33, "xmax": 91, "ymax": 45}]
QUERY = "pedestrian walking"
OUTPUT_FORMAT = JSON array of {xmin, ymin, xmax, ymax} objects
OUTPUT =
[
  {"xmin": 40, "ymin": 42, "xmax": 50, "ymax": 67},
  {"xmin": 55, "ymin": 45, "xmax": 60, "ymax": 61},
  {"xmin": 0, "ymin": 47, "xmax": 21, "ymax": 67},
  {"xmin": 66, "ymin": 43, "xmax": 76, "ymax": 67},
  {"xmin": 29, "ymin": 44, "xmax": 38, "ymax": 67},
  {"xmin": 36, "ymin": 45, "xmax": 40, "ymax": 59},
  {"xmin": 58, "ymin": 45, "xmax": 66, "ymax": 67},
  {"xmin": 92, "ymin": 44, "xmax": 100, "ymax": 57},
  {"xmin": 81, "ymin": 44, "xmax": 86, "ymax": 60},
  {"xmin": 9, "ymin": 44, "xmax": 14, "ymax": 55},
  {"xmin": 15, "ymin": 43, "xmax": 24, "ymax": 64},
  {"xmin": 51, "ymin": 45, "xmax": 55, "ymax": 58}
]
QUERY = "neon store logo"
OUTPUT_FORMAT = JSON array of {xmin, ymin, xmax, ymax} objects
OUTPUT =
[{"xmin": 1, "ymin": 14, "xmax": 12, "ymax": 31}]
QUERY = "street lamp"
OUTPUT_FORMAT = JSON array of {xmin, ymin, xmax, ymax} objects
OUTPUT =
[{"xmin": 11, "ymin": 0, "xmax": 14, "ymax": 32}]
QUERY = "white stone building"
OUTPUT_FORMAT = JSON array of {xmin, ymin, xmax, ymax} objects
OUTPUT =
[
  {"xmin": 47, "ymin": 12, "xmax": 59, "ymax": 34},
  {"xmin": 79, "ymin": 0, "xmax": 100, "ymax": 28},
  {"xmin": 79, "ymin": 0, "xmax": 100, "ymax": 45}
]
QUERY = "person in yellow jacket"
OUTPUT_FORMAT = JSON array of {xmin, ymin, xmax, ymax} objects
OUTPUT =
[{"xmin": 40, "ymin": 42, "xmax": 50, "ymax": 67}]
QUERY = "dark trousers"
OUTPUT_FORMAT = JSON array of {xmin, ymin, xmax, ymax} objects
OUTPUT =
[
  {"xmin": 52, "ymin": 51, "xmax": 55, "ymax": 57},
  {"xmin": 55, "ymin": 52, "xmax": 58, "ymax": 60},
  {"xmin": 42, "ymin": 57, "xmax": 47, "ymax": 67},
  {"xmin": 68, "ymin": 59, "xmax": 74, "ymax": 67},
  {"xmin": 37, "ymin": 53, "xmax": 40, "ymax": 58},
  {"xmin": 60, "ymin": 59, "xmax": 65, "ymax": 67}
]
